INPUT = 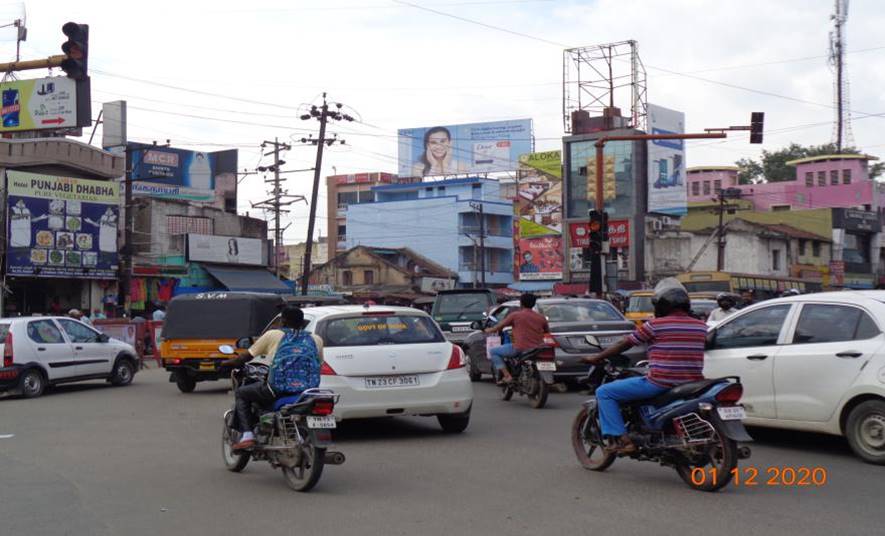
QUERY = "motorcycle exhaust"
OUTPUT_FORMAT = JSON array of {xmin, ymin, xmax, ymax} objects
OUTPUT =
[
  {"xmin": 324, "ymin": 451, "xmax": 346, "ymax": 465},
  {"xmin": 737, "ymin": 446, "xmax": 752, "ymax": 460}
]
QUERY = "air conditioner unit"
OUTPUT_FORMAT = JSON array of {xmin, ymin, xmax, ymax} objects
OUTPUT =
[
  {"xmin": 661, "ymin": 216, "xmax": 673, "ymax": 227},
  {"xmin": 652, "ymin": 220, "xmax": 664, "ymax": 231}
]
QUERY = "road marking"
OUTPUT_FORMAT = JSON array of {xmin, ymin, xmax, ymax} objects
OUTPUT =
[{"xmin": 0, "ymin": 434, "xmax": 14, "ymax": 439}]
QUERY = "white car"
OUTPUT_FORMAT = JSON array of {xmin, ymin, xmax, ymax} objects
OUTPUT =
[
  {"xmin": 301, "ymin": 305, "xmax": 474, "ymax": 433},
  {"xmin": 0, "ymin": 316, "xmax": 139, "ymax": 398},
  {"xmin": 704, "ymin": 291, "xmax": 885, "ymax": 463}
]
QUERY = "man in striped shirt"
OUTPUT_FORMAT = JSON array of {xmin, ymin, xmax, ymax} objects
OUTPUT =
[{"xmin": 583, "ymin": 283, "xmax": 707, "ymax": 454}]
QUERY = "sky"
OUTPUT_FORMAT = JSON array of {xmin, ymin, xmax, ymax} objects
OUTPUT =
[{"xmin": 1, "ymin": 0, "xmax": 884, "ymax": 245}]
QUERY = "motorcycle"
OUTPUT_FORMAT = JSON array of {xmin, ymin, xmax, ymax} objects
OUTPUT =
[
  {"xmin": 571, "ymin": 356, "xmax": 752, "ymax": 492},
  {"xmin": 219, "ymin": 345, "xmax": 345, "ymax": 492},
  {"xmin": 494, "ymin": 346, "xmax": 557, "ymax": 409}
]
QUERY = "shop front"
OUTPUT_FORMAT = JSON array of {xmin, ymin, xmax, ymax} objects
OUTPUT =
[
  {"xmin": 832, "ymin": 208, "xmax": 882, "ymax": 289},
  {"xmin": 186, "ymin": 233, "xmax": 289, "ymax": 294}
]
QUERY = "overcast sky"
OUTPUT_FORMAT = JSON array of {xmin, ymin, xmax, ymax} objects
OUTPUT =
[{"xmin": 2, "ymin": 0, "xmax": 884, "ymax": 244}]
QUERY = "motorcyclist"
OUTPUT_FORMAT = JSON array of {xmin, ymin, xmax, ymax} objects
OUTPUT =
[
  {"xmin": 484, "ymin": 293, "xmax": 550, "ymax": 385},
  {"xmin": 707, "ymin": 293, "xmax": 737, "ymax": 323},
  {"xmin": 221, "ymin": 306, "xmax": 325, "ymax": 451},
  {"xmin": 582, "ymin": 279, "xmax": 707, "ymax": 454}
]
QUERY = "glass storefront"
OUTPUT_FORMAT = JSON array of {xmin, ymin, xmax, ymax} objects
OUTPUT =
[{"xmin": 566, "ymin": 139, "xmax": 638, "ymax": 219}]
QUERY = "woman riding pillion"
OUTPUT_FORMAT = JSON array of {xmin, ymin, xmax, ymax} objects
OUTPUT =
[
  {"xmin": 221, "ymin": 306, "xmax": 325, "ymax": 451},
  {"xmin": 582, "ymin": 279, "xmax": 708, "ymax": 455}
]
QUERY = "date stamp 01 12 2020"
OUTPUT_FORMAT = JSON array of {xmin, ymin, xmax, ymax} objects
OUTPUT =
[{"xmin": 690, "ymin": 466, "xmax": 829, "ymax": 488}]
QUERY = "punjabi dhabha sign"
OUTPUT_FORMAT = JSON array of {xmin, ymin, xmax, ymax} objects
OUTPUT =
[
  {"xmin": 514, "ymin": 151, "xmax": 564, "ymax": 281},
  {"xmin": 6, "ymin": 170, "xmax": 119, "ymax": 279}
]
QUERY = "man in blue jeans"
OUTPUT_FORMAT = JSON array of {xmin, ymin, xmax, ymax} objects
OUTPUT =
[{"xmin": 484, "ymin": 293, "xmax": 550, "ymax": 384}]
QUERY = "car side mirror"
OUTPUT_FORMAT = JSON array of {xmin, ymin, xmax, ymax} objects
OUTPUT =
[
  {"xmin": 236, "ymin": 337, "xmax": 253, "ymax": 349},
  {"xmin": 705, "ymin": 331, "xmax": 716, "ymax": 350},
  {"xmin": 97, "ymin": 333, "xmax": 109, "ymax": 343}
]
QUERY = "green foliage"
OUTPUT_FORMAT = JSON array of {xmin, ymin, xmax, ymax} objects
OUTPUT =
[{"xmin": 734, "ymin": 143, "xmax": 880, "ymax": 183}]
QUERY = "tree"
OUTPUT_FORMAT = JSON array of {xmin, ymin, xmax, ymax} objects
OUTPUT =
[{"xmin": 735, "ymin": 143, "xmax": 882, "ymax": 184}]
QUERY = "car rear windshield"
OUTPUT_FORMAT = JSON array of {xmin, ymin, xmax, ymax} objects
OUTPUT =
[
  {"xmin": 322, "ymin": 315, "xmax": 445, "ymax": 347},
  {"xmin": 433, "ymin": 293, "xmax": 492, "ymax": 316},
  {"xmin": 626, "ymin": 296, "xmax": 653, "ymax": 313},
  {"xmin": 0, "ymin": 324, "xmax": 8, "ymax": 343},
  {"xmin": 538, "ymin": 302, "xmax": 623, "ymax": 322}
]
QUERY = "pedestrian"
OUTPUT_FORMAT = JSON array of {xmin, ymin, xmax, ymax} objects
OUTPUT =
[
  {"xmin": 49, "ymin": 298, "xmax": 62, "ymax": 315},
  {"xmin": 92, "ymin": 308, "xmax": 107, "ymax": 320}
]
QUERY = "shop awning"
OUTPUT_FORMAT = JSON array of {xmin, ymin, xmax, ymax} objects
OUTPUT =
[{"xmin": 201, "ymin": 264, "xmax": 291, "ymax": 294}]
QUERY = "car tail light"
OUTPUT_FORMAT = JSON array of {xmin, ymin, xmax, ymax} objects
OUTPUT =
[
  {"xmin": 542, "ymin": 333, "xmax": 559, "ymax": 347},
  {"xmin": 446, "ymin": 345, "xmax": 466, "ymax": 370},
  {"xmin": 165, "ymin": 358, "xmax": 181, "ymax": 366},
  {"xmin": 321, "ymin": 361, "xmax": 337, "ymax": 376},
  {"xmin": 312, "ymin": 399, "xmax": 335, "ymax": 416},
  {"xmin": 3, "ymin": 332, "xmax": 13, "ymax": 368},
  {"xmin": 715, "ymin": 383, "xmax": 743, "ymax": 405}
]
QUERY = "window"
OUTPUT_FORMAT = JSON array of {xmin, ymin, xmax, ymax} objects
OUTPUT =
[
  {"xmin": 712, "ymin": 305, "xmax": 791, "ymax": 349},
  {"xmin": 817, "ymin": 171, "xmax": 826, "ymax": 186},
  {"xmin": 691, "ymin": 181, "xmax": 700, "ymax": 196},
  {"xmin": 805, "ymin": 172, "xmax": 814, "ymax": 187},
  {"xmin": 772, "ymin": 205, "xmax": 791, "ymax": 212},
  {"xmin": 342, "ymin": 270, "xmax": 353, "ymax": 286},
  {"xmin": 322, "ymin": 315, "xmax": 445, "ymax": 347},
  {"xmin": 27, "ymin": 320, "xmax": 66, "ymax": 344},
  {"xmin": 843, "ymin": 169, "xmax": 852, "ymax": 184},
  {"xmin": 713, "ymin": 180, "xmax": 722, "ymax": 193},
  {"xmin": 337, "ymin": 191, "xmax": 358, "ymax": 207},
  {"xmin": 363, "ymin": 270, "xmax": 374, "ymax": 285},
  {"xmin": 57, "ymin": 319, "xmax": 99, "ymax": 343},
  {"xmin": 812, "ymin": 240, "xmax": 821, "ymax": 257},
  {"xmin": 167, "ymin": 215, "xmax": 212, "ymax": 236},
  {"xmin": 792, "ymin": 304, "xmax": 880, "ymax": 344},
  {"xmin": 830, "ymin": 170, "xmax": 839, "ymax": 185},
  {"xmin": 772, "ymin": 249, "xmax": 781, "ymax": 271},
  {"xmin": 702, "ymin": 181, "xmax": 711, "ymax": 195},
  {"xmin": 537, "ymin": 301, "xmax": 623, "ymax": 322},
  {"xmin": 0, "ymin": 324, "xmax": 9, "ymax": 343},
  {"xmin": 798, "ymin": 240, "xmax": 807, "ymax": 256},
  {"xmin": 437, "ymin": 187, "xmax": 446, "ymax": 195},
  {"xmin": 472, "ymin": 184, "xmax": 482, "ymax": 199},
  {"xmin": 490, "ymin": 306, "xmax": 512, "ymax": 322},
  {"xmin": 844, "ymin": 233, "xmax": 871, "ymax": 264},
  {"xmin": 337, "ymin": 224, "xmax": 346, "ymax": 241}
]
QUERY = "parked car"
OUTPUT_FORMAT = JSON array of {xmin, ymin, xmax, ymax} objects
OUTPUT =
[
  {"xmin": 691, "ymin": 299, "xmax": 718, "ymax": 321},
  {"xmin": 431, "ymin": 289, "xmax": 497, "ymax": 347},
  {"xmin": 463, "ymin": 297, "xmax": 642, "ymax": 383},
  {"xmin": 274, "ymin": 305, "xmax": 474, "ymax": 432},
  {"xmin": 703, "ymin": 291, "xmax": 885, "ymax": 464},
  {"xmin": 0, "ymin": 316, "xmax": 139, "ymax": 398}
]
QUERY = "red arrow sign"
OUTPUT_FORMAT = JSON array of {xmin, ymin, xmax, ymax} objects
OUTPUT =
[{"xmin": 41, "ymin": 117, "xmax": 65, "ymax": 125}]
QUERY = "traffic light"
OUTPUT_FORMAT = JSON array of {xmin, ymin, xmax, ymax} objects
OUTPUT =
[
  {"xmin": 750, "ymin": 112, "xmax": 764, "ymax": 144},
  {"xmin": 61, "ymin": 22, "xmax": 88, "ymax": 80},
  {"xmin": 587, "ymin": 209, "xmax": 606, "ymax": 255}
]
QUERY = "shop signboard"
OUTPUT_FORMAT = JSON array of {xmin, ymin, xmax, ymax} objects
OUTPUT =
[
  {"xmin": 647, "ymin": 103, "xmax": 687, "ymax": 216},
  {"xmin": 568, "ymin": 220, "xmax": 630, "ymax": 248},
  {"xmin": 6, "ymin": 170, "xmax": 119, "ymax": 279},
  {"xmin": 0, "ymin": 77, "xmax": 84, "ymax": 133},
  {"xmin": 186, "ymin": 234, "xmax": 264, "ymax": 266},
  {"xmin": 829, "ymin": 260, "xmax": 845, "ymax": 286},
  {"xmin": 127, "ymin": 144, "xmax": 237, "ymax": 202}
]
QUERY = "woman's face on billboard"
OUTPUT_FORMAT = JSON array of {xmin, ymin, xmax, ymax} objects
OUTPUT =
[{"xmin": 427, "ymin": 131, "xmax": 450, "ymax": 159}]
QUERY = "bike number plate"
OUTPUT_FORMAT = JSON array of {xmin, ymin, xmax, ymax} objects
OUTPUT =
[
  {"xmin": 306, "ymin": 416, "xmax": 337, "ymax": 429},
  {"xmin": 536, "ymin": 361, "xmax": 557, "ymax": 371},
  {"xmin": 717, "ymin": 406, "xmax": 746, "ymax": 421}
]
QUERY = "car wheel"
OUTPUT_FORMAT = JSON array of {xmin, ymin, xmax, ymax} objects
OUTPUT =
[
  {"xmin": 438, "ymin": 411, "xmax": 470, "ymax": 433},
  {"xmin": 176, "ymin": 374, "xmax": 197, "ymax": 393},
  {"xmin": 467, "ymin": 354, "xmax": 482, "ymax": 382},
  {"xmin": 110, "ymin": 359, "xmax": 135, "ymax": 386},
  {"xmin": 20, "ymin": 368, "xmax": 46, "ymax": 398},
  {"xmin": 846, "ymin": 400, "xmax": 885, "ymax": 464}
]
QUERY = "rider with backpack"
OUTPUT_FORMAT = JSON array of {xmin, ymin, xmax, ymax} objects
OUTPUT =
[{"xmin": 222, "ymin": 305, "xmax": 324, "ymax": 451}]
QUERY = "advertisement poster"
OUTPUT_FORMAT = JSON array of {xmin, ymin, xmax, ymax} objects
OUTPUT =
[
  {"xmin": 514, "ymin": 151, "xmax": 563, "ymax": 281},
  {"xmin": 647, "ymin": 103, "xmax": 687, "ymax": 215},
  {"xmin": 128, "ymin": 144, "xmax": 237, "ymax": 202},
  {"xmin": 517, "ymin": 236, "xmax": 563, "ymax": 280},
  {"xmin": 569, "ymin": 220, "xmax": 630, "ymax": 249},
  {"xmin": 398, "ymin": 119, "xmax": 532, "ymax": 177},
  {"xmin": 187, "ymin": 234, "xmax": 264, "ymax": 266},
  {"xmin": 0, "ymin": 77, "xmax": 79, "ymax": 133},
  {"xmin": 6, "ymin": 170, "xmax": 119, "ymax": 279}
]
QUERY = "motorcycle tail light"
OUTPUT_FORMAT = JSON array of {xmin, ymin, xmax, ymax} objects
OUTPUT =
[
  {"xmin": 312, "ymin": 399, "xmax": 335, "ymax": 416},
  {"xmin": 446, "ymin": 345, "xmax": 466, "ymax": 370},
  {"xmin": 320, "ymin": 361, "xmax": 337, "ymax": 376},
  {"xmin": 715, "ymin": 383, "xmax": 743, "ymax": 405},
  {"xmin": 542, "ymin": 334, "xmax": 559, "ymax": 347},
  {"xmin": 537, "ymin": 346, "xmax": 556, "ymax": 360},
  {"xmin": 3, "ymin": 332, "xmax": 13, "ymax": 368}
]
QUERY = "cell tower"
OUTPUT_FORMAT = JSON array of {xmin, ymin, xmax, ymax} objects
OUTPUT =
[
  {"xmin": 830, "ymin": 0, "xmax": 854, "ymax": 152},
  {"xmin": 562, "ymin": 40, "xmax": 647, "ymax": 134}
]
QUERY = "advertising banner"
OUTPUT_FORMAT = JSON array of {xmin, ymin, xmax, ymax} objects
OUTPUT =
[
  {"xmin": 419, "ymin": 277, "xmax": 456, "ymax": 293},
  {"xmin": 6, "ymin": 170, "xmax": 119, "ymax": 279},
  {"xmin": 187, "ymin": 234, "xmax": 264, "ymax": 266},
  {"xmin": 647, "ymin": 103, "xmax": 687, "ymax": 215},
  {"xmin": 398, "ymin": 119, "xmax": 532, "ymax": 177},
  {"xmin": 514, "ymin": 151, "xmax": 563, "ymax": 281},
  {"xmin": 128, "ymin": 144, "xmax": 237, "ymax": 202},
  {"xmin": 568, "ymin": 220, "xmax": 630, "ymax": 248},
  {"xmin": 0, "ymin": 77, "xmax": 80, "ymax": 133},
  {"xmin": 517, "ymin": 236, "xmax": 563, "ymax": 280}
]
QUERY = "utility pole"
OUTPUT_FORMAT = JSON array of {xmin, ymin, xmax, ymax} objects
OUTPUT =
[
  {"xmin": 469, "ymin": 201, "xmax": 487, "ymax": 287},
  {"xmin": 299, "ymin": 93, "xmax": 354, "ymax": 295},
  {"xmin": 716, "ymin": 193, "xmax": 727, "ymax": 271}
]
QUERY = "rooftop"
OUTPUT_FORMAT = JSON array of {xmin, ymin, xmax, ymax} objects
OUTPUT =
[
  {"xmin": 785, "ymin": 154, "xmax": 879, "ymax": 166},
  {"xmin": 686, "ymin": 166, "xmax": 739, "ymax": 173},
  {"xmin": 372, "ymin": 177, "xmax": 491, "ymax": 191}
]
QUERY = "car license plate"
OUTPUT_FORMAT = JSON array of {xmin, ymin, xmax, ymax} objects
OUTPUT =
[
  {"xmin": 199, "ymin": 361, "xmax": 215, "ymax": 371},
  {"xmin": 451, "ymin": 325, "xmax": 472, "ymax": 333},
  {"xmin": 717, "ymin": 406, "xmax": 746, "ymax": 421},
  {"xmin": 595, "ymin": 335, "xmax": 621, "ymax": 346},
  {"xmin": 536, "ymin": 361, "xmax": 557, "ymax": 371},
  {"xmin": 364, "ymin": 375, "xmax": 420, "ymax": 389},
  {"xmin": 306, "ymin": 416, "xmax": 337, "ymax": 429}
]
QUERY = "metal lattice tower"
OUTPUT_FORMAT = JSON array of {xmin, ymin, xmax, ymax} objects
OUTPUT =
[
  {"xmin": 830, "ymin": 0, "xmax": 854, "ymax": 151},
  {"xmin": 562, "ymin": 40, "xmax": 647, "ymax": 134}
]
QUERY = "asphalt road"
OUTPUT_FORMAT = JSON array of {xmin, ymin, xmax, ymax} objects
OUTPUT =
[{"xmin": 0, "ymin": 368, "xmax": 881, "ymax": 536}]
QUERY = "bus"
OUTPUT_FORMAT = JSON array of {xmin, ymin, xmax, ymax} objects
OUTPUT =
[{"xmin": 676, "ymin": 271, "xmax": 823, "ymax": 300}]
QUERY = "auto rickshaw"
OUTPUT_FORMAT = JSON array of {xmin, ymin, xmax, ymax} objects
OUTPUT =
[
  {"xmin": 624, "ymin": 290, "xmax": 655, "ymax": 327},
  {"xmin": 159, "ymin": 292, "xmax": 285, "ymax": 393}
]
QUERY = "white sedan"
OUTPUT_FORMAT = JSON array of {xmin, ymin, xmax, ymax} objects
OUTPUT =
[
  {"xmin": 704, "ymin": 291, "xmax": 885, "ymax": 464},
  {"xmin": 302, "ymin": 305, "xmax": 474, "ymax": 433}
]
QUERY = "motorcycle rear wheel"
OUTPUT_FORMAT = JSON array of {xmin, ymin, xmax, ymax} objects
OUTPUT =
[
  {"xmin": 282, "ymin": 443, "xmax": 326, "ymax": 492},
  {"xmin": 527, "ymin": 375, "xmax": 548, "ymax": 409},
  {"xmin": 221, "ymin": 413, "xmax": 250, "ymax": 473},
  {"xmin": 675, "ymin": 421, "xmax": 738, "ymax": 492},
  {"xmin": 495, "ymin": 370, "xmax": 514, "ymax": 401},
  {"xmin": 571, "ymin": 407, "xmax": 616, "ymax": 471}
]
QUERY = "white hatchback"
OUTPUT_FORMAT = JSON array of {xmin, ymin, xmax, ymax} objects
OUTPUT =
[
  {"xmin": 301, "ymin": 305, "xmax": 474, "ymax": 432},
  {"xmin": 704, "ymin": 291, "xmax": 885, "ymax": 463}
]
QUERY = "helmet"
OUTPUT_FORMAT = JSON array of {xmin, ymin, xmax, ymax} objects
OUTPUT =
[{"xmin": 652, "ymin": 278, "xmax": 691, "ymax": 318}]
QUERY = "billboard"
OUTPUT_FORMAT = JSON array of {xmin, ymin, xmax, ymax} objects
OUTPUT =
[
  {"xmin": 398, "ymin": 119, "xmax": 532, "ymax": 177},
  {"xmin": 517, "ymin": 236, "xmax": 563, "ymax": 280},
  {"xmin": 127, "ymin": 144, "xmax": 238, "ymax": 202},
  {"xmin": 6, "ymin": 170, "xmax": 119, "ymax": 279},
  {"xmin": 514, "ymin": 150, "xmax": 563, "ymax": 281},
  {"xmin": 0, "ymin": 77, "xmax": 83, "ymax": 133},
  {"xmin": 647, "ymin": 103, "xmax": 687, "ymax": 215},
  {"xmin": 567, "ymin": 220, "xmax": 630, "ymax": 273},
  {"xmin": 187, "ymin": 234, "xmax": 264, "ymax": 266}
]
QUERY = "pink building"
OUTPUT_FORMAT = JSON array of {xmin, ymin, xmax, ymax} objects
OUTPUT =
[{"xmin": 686, "ymin": 166, "xmax": 739, "ymax": 203}]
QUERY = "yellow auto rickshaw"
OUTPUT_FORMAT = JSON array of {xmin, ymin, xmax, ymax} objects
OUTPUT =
[
  {"xmin": 625, "ymin": 290, "xmax": 655, "ymax": 327},
  {"xmin": 159, "ymin": 292, "xmax": 285, "ymax": 393}
]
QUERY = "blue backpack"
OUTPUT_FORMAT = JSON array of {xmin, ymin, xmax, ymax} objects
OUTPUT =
[{"xmin": 268, "ymin": 329, "xmax": 320, "ymax": 395}]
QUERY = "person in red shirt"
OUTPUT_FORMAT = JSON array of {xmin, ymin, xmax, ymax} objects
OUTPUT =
[{"xmin": 484, "ymin": 293, "xmax": 550, "ymax": 384}]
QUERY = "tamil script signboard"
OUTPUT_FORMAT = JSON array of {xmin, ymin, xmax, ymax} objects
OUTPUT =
[
  {"xmin": 0, "ymin": 77, "xmax": 84, "ymax": 133},
  {"xmin": 186, "ymin": 234, "xmax": 265, "ymax": 266},
  {"xmin": 6, "ymin": 170, "xmax": 119, "ymax": 279}
]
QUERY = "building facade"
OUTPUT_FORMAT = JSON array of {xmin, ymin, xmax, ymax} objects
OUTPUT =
[
  {"xmin": 326, "ymin": 172, "xmax": 400, "ymax": 254},
  {"xmin": 280, "ymin": 238, "xmax": 329, "ymax": 283}
]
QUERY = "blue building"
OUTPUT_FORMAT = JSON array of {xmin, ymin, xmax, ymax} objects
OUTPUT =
[{"xmin": 345, "ymin": 177, "xmax": 514, "ymax": 286}]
